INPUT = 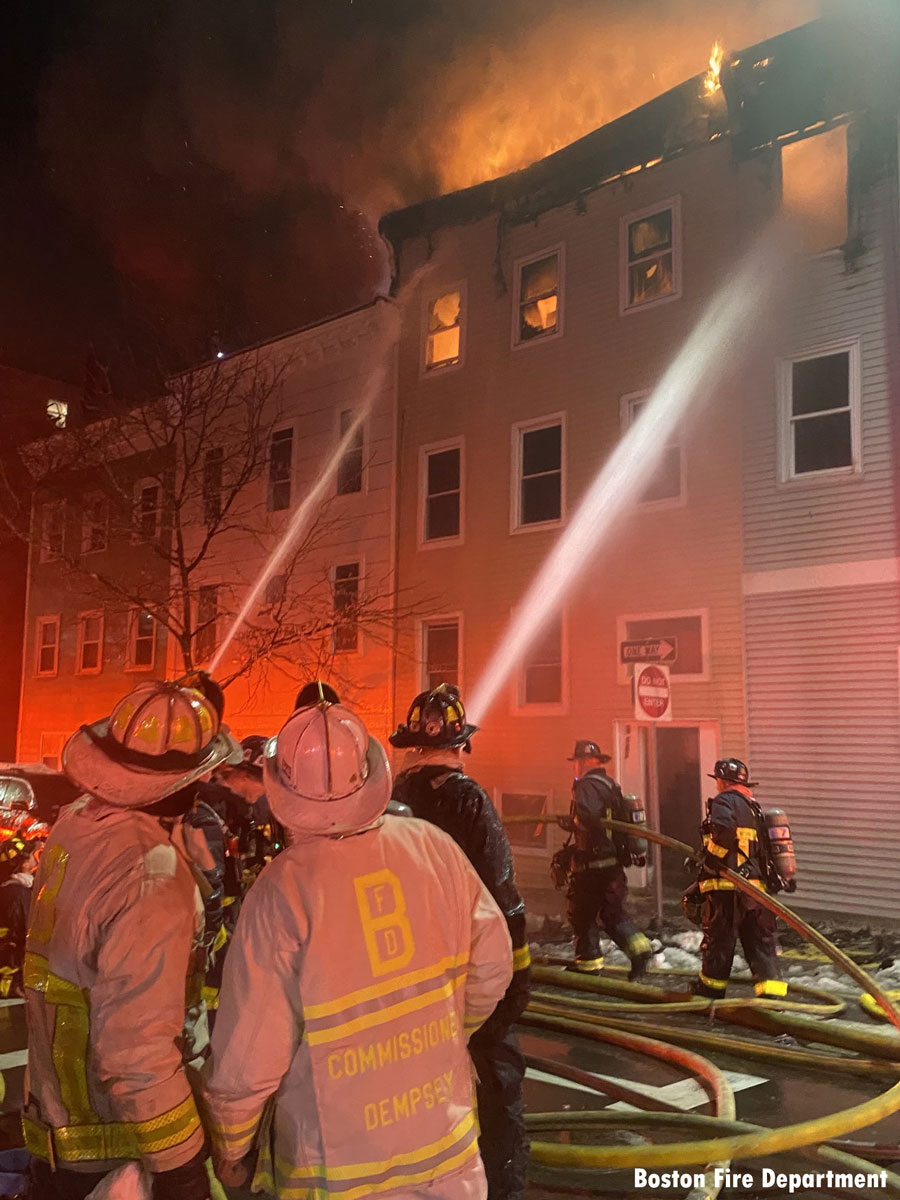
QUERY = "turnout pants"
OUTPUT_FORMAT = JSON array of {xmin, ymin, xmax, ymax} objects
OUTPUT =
[
  {"xmin": 568, "ymin": 866, "xmax": 644, "ymax": 965},
  {"xmin": 698, "ymin": 890, "xmax": 783, "ymax": 997}
]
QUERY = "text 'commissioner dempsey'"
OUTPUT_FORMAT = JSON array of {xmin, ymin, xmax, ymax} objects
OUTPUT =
[{"xmin": 634, "ymin": 1169, "xmax": 888, "ymax": 1193}]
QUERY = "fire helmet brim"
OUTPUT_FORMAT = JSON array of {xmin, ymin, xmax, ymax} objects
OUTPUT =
[{"xmin": 265, "ymin": 732, "xmax": 392, "ymax": 836}]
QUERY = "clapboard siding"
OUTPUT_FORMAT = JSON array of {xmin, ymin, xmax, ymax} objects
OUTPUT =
[{"xmin": 745, "ymin": 585, "xmax": 900, "ymax": 917}]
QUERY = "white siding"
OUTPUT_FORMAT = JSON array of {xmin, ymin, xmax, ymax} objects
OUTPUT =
[{"xmin": 745, "ymin": 584, "xmax": 900, "ymax": 917}]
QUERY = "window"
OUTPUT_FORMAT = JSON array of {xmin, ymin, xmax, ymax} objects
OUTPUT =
[
  {"xmin": 501, "ymin": 793, "xmax": 549, "ymax": 850},
  {"xmin": 513, "ymin": 418, "xmax": 563, "ymax": 529},
  {"xmin": 39, "ymin": 733, "xmax": 66, "ymax": 769},
  {"xmin": 39, "ymin": 501, "xmax": 64, "ymax": 563},
  {"xmin": 782, "ymin": 126, "xmax": 847, "ymax": 254},
  {"xmin": 514, "ymin": 248, "xmax": 562, "ymax": 346},
  {"xmin": 623, "ymin": 393, "xmax": 684, "ymax": 504},
  {"xmin": 134, "ymin": 480, "xmax": 161, "ymax": 542},
  {"xmin": 780, "ymin": 344, "xmax": 859, "ymax": 479},
  {"xmin": 333, "ymin": 563, "xmax": 360, "ymax": 653},
  {"xmin": 46, "ymin": 400, "xmax": 68, "ymax": 428},
  {"xmin": 35, "ymin": 616, "xmax": 60, "ymax": 677},
  {"xmin": 128, "ymin": 609, "xmax": 156, "ymax": 670},
  {"xmin": 621, "ymin": 198, "xmax": 681, "ymax": 313},
  {"xmin": 264, "ymin": 574, "xmax": 287, "ymax": 606},
  {"xmin": 422, "ymin": 443, "xmax": 462, "ymax": 543},
  {"xmin": 422, "ymin": 619, "xmax": 460, "ymax": 690},
  {"xmin": 618, "ymin": 611, "xmax": 707, "ymax": 682},
  {"xmin": 203, "ymin": 448, "xmax": 224, "ymax": 525},
  {"xmin": 520, "ymin": 615, "xmax": 562, "ymax": 706},
  {"xmin": 196, "ymin": 585, "xmax": 219, "ymax": 664},
  {"xmin": 424, "ymin": 288, "xmax": 463, "ymax": 373},
  {"xmin": 268, "ymin": 428, "xmax": 293, "ymax": 512},
  {"xmin": 81, "ymin": 494, "xmax": 109, "ymax": 554},
  {"xmin": 77, "ymin": 611, "xmax": 104, "ymax": 675},
  {"xmin": 337, "ymin": 410, "xmax": 364, "ymax": 496}
]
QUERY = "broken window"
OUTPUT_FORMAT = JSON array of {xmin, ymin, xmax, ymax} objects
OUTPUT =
[
  {"xmin": 134, "ymin": 481, "xmax": 161, "ymax": 542},
  {"xmin": 39, "ymin": 501, "xmax": 65, "ymax": 563},
  {"xmin": 337, "ymin": 410, "xmax": 364, "ymax": 495},
  {"xmin": 333, "ymin": 562, "xmax": 360, "ymax": 653},
  {"xmin": 195, "ymin": 585, "xmax": 219, "ymax": 664},
  {"xmin": 81, "ymin": 494, "xmax": 109, "ymax": 554},
  {"xmin": 422, "ymin": 619, "xmax": 460, "ymax": 690},
  {"xmin": 502, "ymin": 793, "xmax": 549, "ymax": 849},
  {"xmin": 129, "ymin": 609, "xmax": 156, "ymax": 669},
  {"xmin": 424, "ymin": 445, "xmax": 461, "ymax": 541},
  {"xmin": 517, "ymin": 420, "xmax": 562, "ymax": 527},
  {"xmin": 516, "ymin": 251, "xmax": 560, "ymax": 343},
  {"xmin": 626, "ymin": 396, "xmax": 683, "ymax": 504},
  {"xmin": 46, "ymin": 399, "xmax": 67, "ymax": 428},
  {"xmin": 781, "ymin": 125, "xmax": 847, "ymax": 255},
  {"xmin": 625, "ymin": 614, "xmax": 705, "ymax": 677},
  {"xmin": 787, "ymin": 349, "xmax": 855, "ymax": 476},
  {"xmin": 425, "ymin": 290, "xmax": 462, "ymax": 371},
  {"xmin": 268, "ymin": 428, "xmax": 293, "ymax": 512},
  {"xmin": 203, "ymin": 448, "xmax": 224, "ymax": 526},
  {"xmin": 521, "ymin": 615, "xmax": 562, "ymax": 705},
  {"xmin": 623, "ymin": 202, "xmax": 679, "ymax": 310}
]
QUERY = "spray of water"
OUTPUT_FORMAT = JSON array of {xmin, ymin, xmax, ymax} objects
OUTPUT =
[
  {"xmin": 467, "ymin": 223, "xmax": 790, "ymax": 725},
  {"xmin": 208, "ymin": 361, "xmax": 388, "ymax": 674}
]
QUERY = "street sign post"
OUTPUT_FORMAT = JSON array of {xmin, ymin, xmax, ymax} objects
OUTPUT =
[
  {"xmin": 634, "ymin": 663, "xmax": 672, "ymax": 721},
  {"xmin": 620, "ymin": 637, "xmax": 678, "ymax": 665}
]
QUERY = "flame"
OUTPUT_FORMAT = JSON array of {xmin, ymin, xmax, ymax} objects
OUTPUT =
[{"xmin": 704, "ymin": 40, "xmax": 724, "ymax": 95}]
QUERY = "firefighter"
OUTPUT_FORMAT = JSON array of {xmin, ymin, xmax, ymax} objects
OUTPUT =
[
  {"xmin": 0, "ymin": 775, "xmax": 51, "ymax": 842},
  {"xmin": 561, "ymin": 740, "xmax": 652, "ymax": 978},
  {"xmin": 690, "ymin": 758, "xmax": 785, "ymax": 999},
  {"xmin": 389, "ymin": 683, "xmax": 531, "ymax": 1200},
  {"xmin": 23, "ymin": 678, "xmax": 242, "ymax": 1200},
  {"xmin": 0, "ymin": 833, "xmax": 42, "ymax": 998},
  {"xmin": 202, "ymin": 694, "xmax": 512, "ymax": 1198}
]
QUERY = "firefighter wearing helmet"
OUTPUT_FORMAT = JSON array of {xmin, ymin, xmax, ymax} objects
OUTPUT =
[
  {"xmin": 23, "ymin": 677, "xmax": 242, "ymax": 1200},
  {"xmin": 689, "ymin": 758, "xmax": 785, "ymax": 999},
  {"xmin": 0, "ymin": 831, "xmax": 42, "ymax": 998},
  {"xmin": 389, "ymin": 684, "xmax": 531, "ymax": 1200},
  {"xmin": 202, "ymin": 691, "xmax": 512, "ymax": 1197}
]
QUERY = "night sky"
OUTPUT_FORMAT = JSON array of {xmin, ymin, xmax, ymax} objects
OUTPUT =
[{"xmin": 0, "ymin": 0, "xmax": 826, "ymax": 389}]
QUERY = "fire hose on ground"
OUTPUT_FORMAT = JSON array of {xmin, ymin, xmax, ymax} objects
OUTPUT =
[{"xmin": 500, "ymin": 812, "xmax": 900, "ymax": 1186}]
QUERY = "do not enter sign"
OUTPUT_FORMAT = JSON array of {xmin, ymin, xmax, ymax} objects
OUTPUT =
[{"xmin": 634, "ymin": 663, "xmax": 671, "ymax": 721}]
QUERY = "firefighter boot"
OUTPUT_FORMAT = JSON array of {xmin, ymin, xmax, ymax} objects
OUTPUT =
[{"xmin": 626, "ymin": 932, "xmax": 653, "ymax": 982}]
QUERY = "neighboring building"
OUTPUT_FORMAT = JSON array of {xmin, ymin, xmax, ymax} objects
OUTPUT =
[{"xmin": 380, "ymin": 20, "xmax": 900, "ymax": 917}]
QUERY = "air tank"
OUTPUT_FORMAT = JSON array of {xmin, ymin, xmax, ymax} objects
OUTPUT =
[
  {"xmin": 764, "ymin": 808, "xmax": 797, "ymax": 885},
  {"xmin": 622, "ymin": 793, "xmax": 648, "ymax": 856}
]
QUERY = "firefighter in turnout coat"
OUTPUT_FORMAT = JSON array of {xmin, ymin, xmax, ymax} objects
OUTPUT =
[
  {"xmin": 390, "ymin": 684, "xmax": 531, "ymax": 1200},
  {"xmin": 202, "ymin": 695, "xmax": 513, "ymax": 1200},
  {"xmin": 23, "ymin": 679, "xmax": 243, "ymax": 1200},
  {"xmin": 690, "ymin": 758, "xmax": 785, "ymax": 999}
]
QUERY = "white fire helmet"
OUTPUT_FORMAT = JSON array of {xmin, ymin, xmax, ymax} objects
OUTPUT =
[
  {"xmin": 62, "ymin": 679, "xmax": 243, "ymax": 809},
  {"xmin": 265, "ymin": 701, "xmax": 391, "ymax": 836},
  {"xmin": 0, "ymin": 776, "xmax": 36, "ymax": 813}
]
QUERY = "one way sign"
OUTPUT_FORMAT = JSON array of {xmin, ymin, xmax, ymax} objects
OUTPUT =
[{"xmin": 620, "ymin": 637, "xmax": 678, "ymax": 665}]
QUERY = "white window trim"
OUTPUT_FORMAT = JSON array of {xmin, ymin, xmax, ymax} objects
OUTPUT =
[
  {"xmin": 35, "ymin": 614, "xmax": 61, "ymax": 678},
  {"xmin": 39, "ymin": 732, "xmax": 67, "ymax": 769},
  {"xmin": 81, "ymin": 494, "xmax": 109, "ymax": 555},
  {"xmin": 418, "ymin": 437, "xmax": 465, "ymax": 549},
  {"xmin": 495, "ymin": 789, "xmax": 551, "ymax": 857},
  {"xmin": 616, "ymin": 607, "xmax": 710, "ymax": 685},
  {"xmin": 511, "ymin": 609, "xmax": 569, "ymax": 716},
  {"xmin": 268, "ymin": 424, "xmax": 295, "ymax": 512},
  {"xmin": 620, "ymin": 389, "xmax": 687, "ymax": 510},
  {"xmin": 511, "ymin": 243, "xmax": 565, "ymax": 351},
  {"xmin": 420, "ymin": 281, "xmax": 467, "ymax": 379},
  {"xmin": 335, "ymin": 408, "xmax": 369, "ymax": 499},
  {"xmin": 510, "ymin": 412, "xmax": 567, "ymax": 535},
  {"xmin": 76, "ymin": 609, "xmax": 105, "ymax": 676},
  {"xmin": 418, "ymin": 611, "xmax": 464, "ymax": 692},
  {"xmin": 619, "ymin": 195, "xmax": 682, "ymax": 316},
  {"xmin": 39, "ymin": 501, "xmax": 64, "ymax": 564},
  {"xmin": 776, "ymin": 337, "xmax": 862, "ymax": 484},
  {"xmin": 331, "ymin": 557, "xmax": 364, "ymax": 656},
  {"xmin": 195, "ymin": 584, "xmax": 220, "ymax": 666},
  {"xmin": 132, "ymin": 477, "xmax": 162, "ymax": 544},
  {"xmin": 126, "ymin": 607, "xmax": 157, "ymax": 672}
]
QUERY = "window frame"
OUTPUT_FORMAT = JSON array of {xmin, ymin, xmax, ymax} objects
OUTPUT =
[
  {"xmin": 777, "ymin": 337, "xmax": 862, "ymax": 484},
  {"xmin": 195, "ymin": 584, "xmax": 219, "ymax": 666},
  {"xmin": 419, "ymin": 612, "xmax": 463, "ymax": 692},
  {"xmin": 418, "ymin": 437, "xmax": 465, "ymax": 549},
  {"xmin": 332, "ymin": 560, "xmax": 362, "ymax": 655},
  {"xmin": 203, "ymin": 447, "xmax": 225, "ymax": 526},
  {"xmin": 132, "ymin": 478, "xmax": 162, "ymax": 544},
  {"xmin": 81, "ymin": 493, "xmax": 110, "ymax": 555},
  {"xmin": 268, "ymin": 425, "xmax": 295, "ymax": 513},
  {"xmin": 75, "ymin": 609, "xmax": 105, "ymax": 676},
  {"xmin": 511, "ymin": 244, "xmax": 565, "ymax": 350},
  {"xmin": 616, "ymin": 608, "xmax": 710, "ymax": 685},
  {"xmin": 335, "ymin": 408, "xmax": 367, "ymax": 498},
  {"xmin": 35, "ymin": 614, "xmax": 61, "ymax": 678},
  {"xmin": 126, "ymin": 608, "xmax": 157, "ymax": 672},
  {"xmin": 496, "ymin": 790, "xmax": 551, "ymax": 855},
  {"xmin": 39, "ymin": 501, "xmax": 65, "ymax": 564},
  {"xmin": 510, "ymin": 412, "xmax": 566, "ymax": 534},
  {"xmin": 39, "ymin": 732, "xmax": 67, "ymax": 769},
  {"xmin": 512, "ymin": 609, "xmax": 568, "ymax": 716},
  {"xmin": 620, "ymin": 389, "xmax": 686, "ymax": 509},
  {"xmin": 420, "ymin": 281, "xmax": 467, "ymax": 378},
  {"xmin": 620, "ymin": 196, "xmax": 682, "ymax": 316}
]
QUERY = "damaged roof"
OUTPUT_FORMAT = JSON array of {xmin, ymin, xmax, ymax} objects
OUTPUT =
[{"xmin": 379, "ymin": 19, "xmax": 886, "ymax": 247}]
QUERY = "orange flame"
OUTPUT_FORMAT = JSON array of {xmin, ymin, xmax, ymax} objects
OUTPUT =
[{"xmin": 704, "ymin": 40, "xmax": 724, "ymax": 95}]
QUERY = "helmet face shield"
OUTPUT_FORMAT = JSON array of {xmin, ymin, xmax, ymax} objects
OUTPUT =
[{"xmin": 0, "ymin": 776, "xmax": 36, "ymax": 813}]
